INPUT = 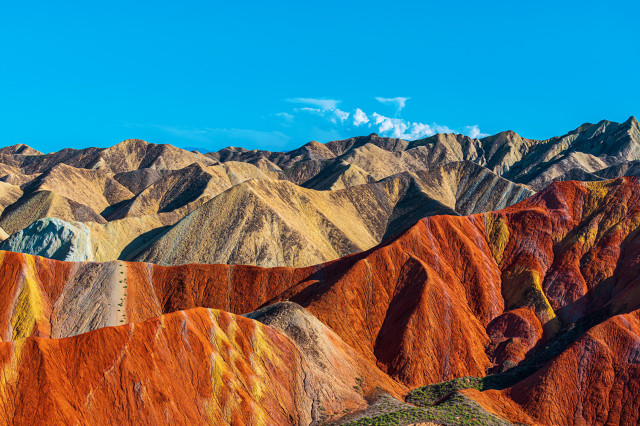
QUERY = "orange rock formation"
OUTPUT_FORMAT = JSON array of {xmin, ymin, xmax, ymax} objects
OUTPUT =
[{"xmin": 0, "ymin": 177, "xmax": 639, "ymax": 424}]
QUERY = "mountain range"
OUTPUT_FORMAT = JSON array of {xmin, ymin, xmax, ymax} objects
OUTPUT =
[
  {"xmin": 0, "ymin": 117, "xmax": 637, "ymax": 268},
  {"xmin": 0, "ymin": 117, "xmax": 639, "ymax": 424}
]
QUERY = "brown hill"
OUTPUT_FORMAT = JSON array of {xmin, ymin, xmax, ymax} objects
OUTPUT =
[
  {"xmin": 0, "ymin": 143, "xmax": 42, "ymax": 155},
  {"xmin": 302, "ymin": 160, "xmax": 375, "ymax": 190},
  {"xmin": 0, "ymin": 181, "xmax": 22, "ymax": 216},
  {"xmin": 0, "ymin": 163, "xmax": 36, "ymax": 186},
  {"xmin": 22, "ymin": 163, "xmax": 134, "ymax": 214}
]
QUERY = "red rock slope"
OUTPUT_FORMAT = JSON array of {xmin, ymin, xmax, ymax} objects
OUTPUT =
[
  {"xmin": 0, "ymin": 307, "xmax": 403, "ymax": 425},
  {"xmin": 0, "ymin": 177, "xmax": 640, "ymax": 424}
]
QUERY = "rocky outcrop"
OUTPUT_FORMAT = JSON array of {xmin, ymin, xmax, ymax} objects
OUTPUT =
[{"xmin": 0, "ymin": 218, "xmax": 92, "ymax": 261}]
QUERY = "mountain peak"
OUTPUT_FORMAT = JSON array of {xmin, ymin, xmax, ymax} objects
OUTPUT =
[
  {"xmin": 570, "ymin": 122, "xmax": 596, "ymax": 135},
  {"xmin": 0, "ymin": 144, "xmax": 43, "ymax": 156},
  {"xmin": 111, "ymin": 138, "xmax": 151, "ymax": 149}
]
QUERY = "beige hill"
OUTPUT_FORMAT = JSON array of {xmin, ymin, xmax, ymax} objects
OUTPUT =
[
  {"xmin": 133, "ymin": 163, "xmax": 532, "ymax": 267},
  {"xmin": 23, "ymin": 163, "xmax": 134, "ymax": 213},
  {"xmin": 107, "ymin": 161, "xmax": 272, "ymax": 219},
  {"xmin": 0, "ymin": 143, "xmax": 43, "ymax": 155},
  {"xmin": 111, "ymin": 168, "xmax": 174, "ymax": 195},
  {"xmin": 0, "ymin": 163, "xmax": 36, "ymax": 186},
  {"xmin": 0, "ymin": 141, "xmax": 282, "ymax": 238},
  {"xmin": 0, "ymin": 182, "xmax": 22, "ymax": 216},
  {"xmin": 0, "ymin": 191, "xmax": 106, "ymax": 235},
  {"xmin": 303, "ymin": 160, "xmax": 375, "ymax": 190}
]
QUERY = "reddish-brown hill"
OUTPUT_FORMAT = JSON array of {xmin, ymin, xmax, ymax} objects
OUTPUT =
[
  {"xmin": 1, "ymin": 177, "xmax": 640, "ymax": 424},
  {"xmin": 0, "ymin": 307, "xmax": 403, "ymax": 424},
  {"xmin": 487, "ymin": 310, "xmax": 640, "ymax": 425}
]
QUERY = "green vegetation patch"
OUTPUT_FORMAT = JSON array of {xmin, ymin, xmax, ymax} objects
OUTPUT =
[
  {"xmin": 343, "ymin": 393, "xmax": 509, "ymax": 426},
  {"xmin": 407, "ymin": 376, "xmax": 483, "ymax": 406}
]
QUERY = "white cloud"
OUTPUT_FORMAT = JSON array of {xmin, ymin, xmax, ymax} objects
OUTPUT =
[
  {"xmin": 333, "ymin": 108, "xmax": 350, "ymax": 123},
  {"xmin": 286, "ymin": 98, "xmax": 340, "ymax": 110},
  {"xmin": 297, "ymin": 106, "xmax": 350, "ymax": 124},
  {"xmin": 433, "ymin": 125, "xmax": 455, "ymax": 134},
  {"xmin": 299, "ymin": 107, "xmax": 323, "ymax": 114},
  {"xmin": 411, "ymin": 123, "xmax": 437, "ymax": 139},
  {"xmin": 353, "ymin": 108, "xmax": 369, "ymax": 126},
  {"xmin": 274, "ymin": 97, "xmax": 492, "ymax": 144},
  {"xmin": 133, "ymin": 96, "xmax": 490, "ymax": 152},
  {"xmin": 290, "ymin": 102, "xmax": 488, "ymax": 141},
  {"xmin": 375, "ymin": 97, "xmax": 410, "ymax": 114},
  {"xmin": 370, "ymin": 113, "xmax": 435, "ymax": 140},
  {"xmin": 464, "ymin": 125, "xmax": 490, "ymax": 139}
]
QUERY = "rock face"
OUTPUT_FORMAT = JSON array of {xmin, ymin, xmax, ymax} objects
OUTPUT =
[{"xmin": 0, "ymin": 218, "xmax": 92, "ymax": 261}]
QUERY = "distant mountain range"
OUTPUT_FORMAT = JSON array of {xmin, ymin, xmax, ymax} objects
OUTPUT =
[{"xmin": 0, "ymin": 116, "xmax": 637, "ymax": 269}]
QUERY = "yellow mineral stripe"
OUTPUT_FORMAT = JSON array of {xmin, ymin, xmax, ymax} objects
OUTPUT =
[
  {"xmin": 484, "ymin": 213, "xmax": 510, "ymax": 265},
  {"xmin": 10, "ymin": 255, "xmax": 46, "ymax": 340},
  {"xmin": 205, "ymin": 310, "xmax": 273, "ymax": 426}
]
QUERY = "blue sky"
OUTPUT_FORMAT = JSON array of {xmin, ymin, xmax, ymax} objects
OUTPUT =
[{"xmin": 1, "ymin": 1, "xmax": 639, "ymax": 153}]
